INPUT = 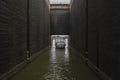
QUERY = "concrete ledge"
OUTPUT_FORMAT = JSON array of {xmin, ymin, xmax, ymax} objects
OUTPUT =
[
  {"xmin": 87, "ymin": 60, "xmax": 112, "ymax": 80},
  {"xmin": 0, "ymin": 62, "xmax": 26, "ymax": 80},
  {"xmin": 70, "ymin": 47, "xmax": 112, "ymax": 80},
  {"xmin": 0, "ymin": 47, "xmax": 49, "ymax": 80}
]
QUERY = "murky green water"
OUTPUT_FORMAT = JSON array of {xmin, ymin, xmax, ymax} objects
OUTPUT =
[{"xmin": 10, "ymin": 47, "xmax": 99, "ymax": 80}]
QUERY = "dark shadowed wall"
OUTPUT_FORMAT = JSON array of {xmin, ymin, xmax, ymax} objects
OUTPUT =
[
  {"xmin": 70, "ymin": 0, "xmax": 87, "ymax": 55},
  {"xmin": 50, "ymin": 9, "xmax": 70, "ymax": 35},
  {"xmin": 70, "ymin": 0, "xmax": 120, "ymax": 80},
  {"xmin": 0, "ymin": 0, "xmax": 50, "ymax": 76}
]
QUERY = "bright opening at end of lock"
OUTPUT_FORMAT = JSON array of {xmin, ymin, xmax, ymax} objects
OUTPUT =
[
  {"xmin": 51, "ymin": 35, "xmax": 69, "ymax": 48},
  {"xmin": 49, "ymin": 0, "xmax": 70, "ymax": 4}
]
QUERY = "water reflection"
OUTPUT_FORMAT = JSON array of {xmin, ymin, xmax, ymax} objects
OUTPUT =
[
  {"xmin": 40, "ymin": 36, "xmax": 71, "ymax": 80},
  {"xmin": 42, "ymin": 43, "xmax": 70, "ymax": 80},
  {"xmin": 64, "ymin": 47, "xmax": 69, "ymax": 62},
  {"xmin": 50, "ymin": 47, "xmax": 56, "ymax": 63}
]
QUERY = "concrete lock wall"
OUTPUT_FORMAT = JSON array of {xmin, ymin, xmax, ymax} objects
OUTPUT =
[
  {"xmin": 0, "ymin": 0, "xmax": 27, "ymax": 75},
  {"xmin": 70, "ymin": 0, "xmax": 120, "ymax": 80},
  {"xmin": 29, "ymin": 0, "xmax": 50, "ymax": 54},
  {"xmin": 70, "ymin": 0, "xmax": 87, "ymax": 55},
  {"xmin": 0, "ymin": 0, "xmax": 50, "ymax": 76},
  {"xmin": 50, "ymin": 9, "xmax": 70, "ymax": 35}
]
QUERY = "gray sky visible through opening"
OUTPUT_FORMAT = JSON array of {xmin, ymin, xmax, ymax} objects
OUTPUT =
[{"xmin": 50, "ymin": 0, "xmax": 70, "ymax": 4}]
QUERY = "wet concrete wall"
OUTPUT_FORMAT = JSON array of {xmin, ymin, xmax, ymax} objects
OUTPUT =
[
  {"xmin": 70, "ymin": 0, "xmax": 87, "ymax": 55},
  {"xmin": 50, "ymin": 9, "xmax": 70, "ymax": 35},
  {"xmin": 0, "ymin": 0, "xmax": 50, "ymax": 76},
  {"xmin": 29, "ymin": 0, "xmax": 50, "ymax": 54},
  {"xmin": 70, "ymin": 0, "xmax": 120, "ymax": 80},
  {"xmin": 0, "ymin": 0, "xmax": 27, "ymax": 75}
]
